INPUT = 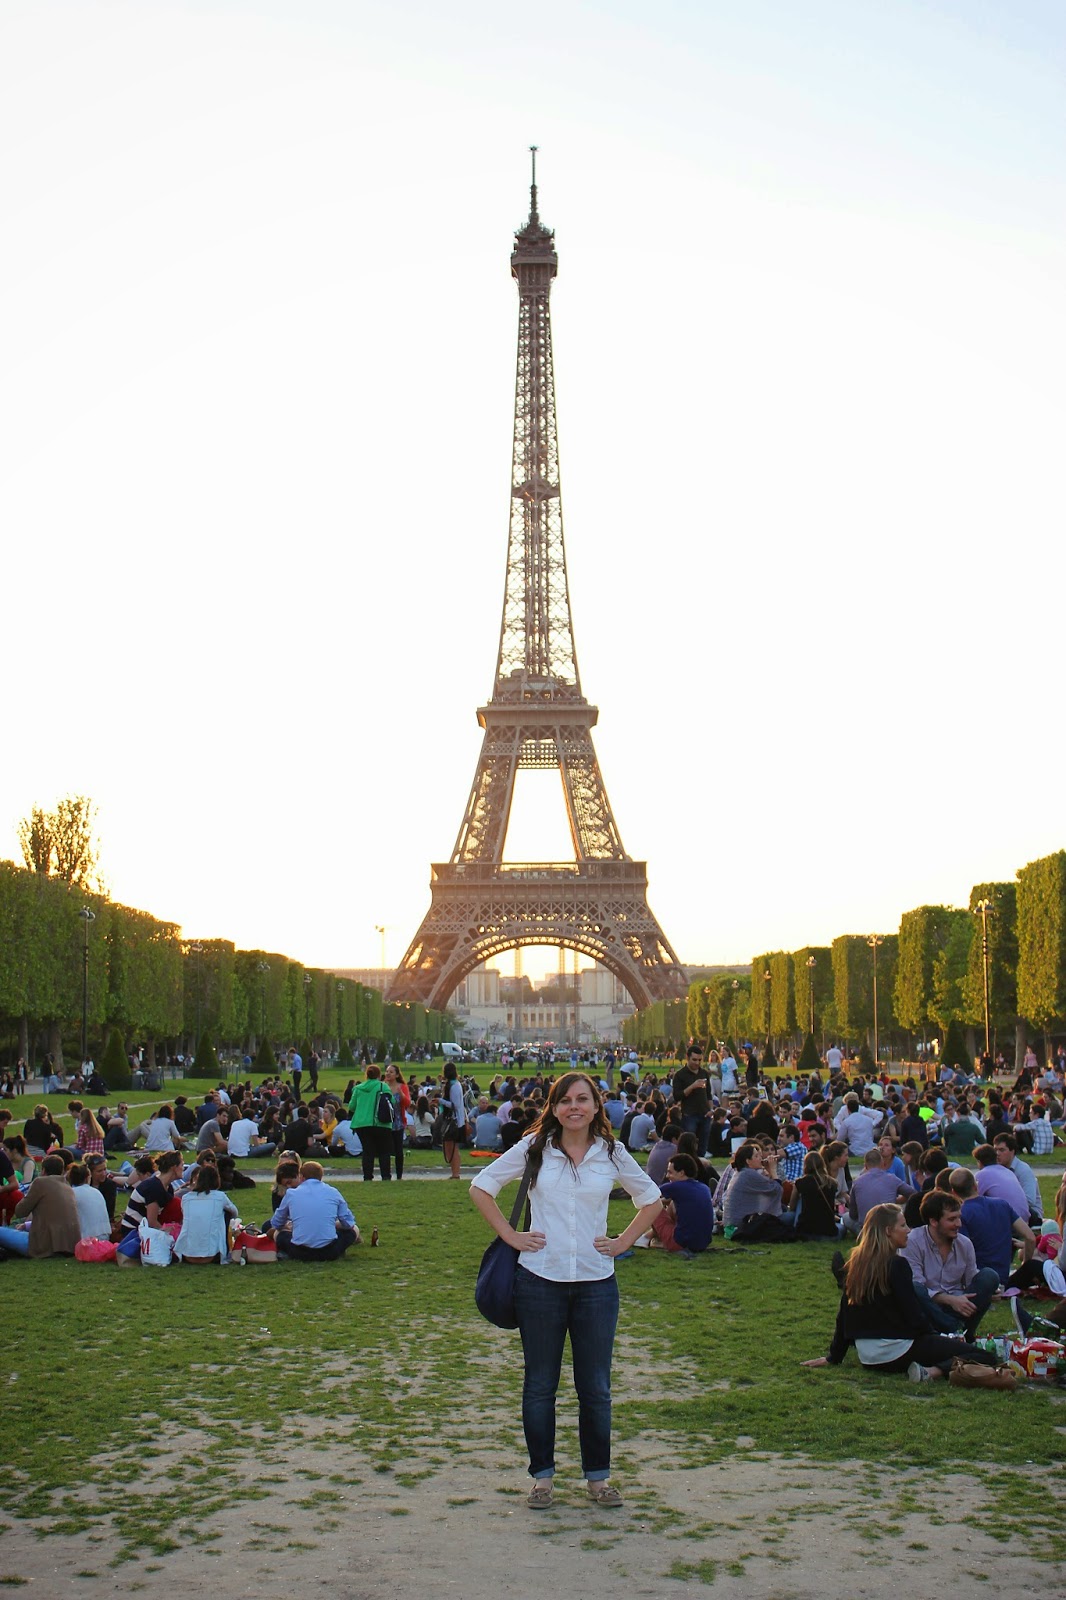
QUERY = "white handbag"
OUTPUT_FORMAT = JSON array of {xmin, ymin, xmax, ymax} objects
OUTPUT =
[{"xmin": 138, "ymin": 1218, "xmax": 174, "ymax": 1267}]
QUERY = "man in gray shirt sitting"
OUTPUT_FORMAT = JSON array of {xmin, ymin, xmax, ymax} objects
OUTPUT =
[
  {"xmin": 472, "ymin": 1098, "xmax": 502, "ymax": 1151},
  {"xmin": 843, "ymin": 1149, "xmax": 910, "ymax": 1234},
  {"xmin": 902, "ymin": 1190, "xmax": 999, "ymax": 1338}
]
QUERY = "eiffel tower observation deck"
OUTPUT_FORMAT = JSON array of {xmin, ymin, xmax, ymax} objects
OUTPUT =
[{"xmin": 387, "ymin": 154, "xmax": 687, "ymax": 1012}]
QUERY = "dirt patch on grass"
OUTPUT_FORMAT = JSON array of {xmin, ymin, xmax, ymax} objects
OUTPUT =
[{"xmin": 2, "ymin": 1433, "xmax": 1060, "ymax": 1599}]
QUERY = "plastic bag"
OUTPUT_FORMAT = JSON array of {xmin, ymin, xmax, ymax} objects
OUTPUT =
[
  {"xmin": 75, "ymin": 1237, "xmax": 118, "ymax": 1263},
  {"xmin": 138, "ymin": 1218, "xmax": 174, "ymax": 1267}
]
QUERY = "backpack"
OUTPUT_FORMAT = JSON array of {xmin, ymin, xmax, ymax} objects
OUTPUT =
[{"xmin": 375, "ymin": 1087, "xmax": 394, "ymax": 1127}]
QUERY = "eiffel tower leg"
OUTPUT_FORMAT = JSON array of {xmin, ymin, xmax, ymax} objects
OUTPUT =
[{"xmin": 386, "ymin": 865, "xmax": 687, "ymax": 1012}]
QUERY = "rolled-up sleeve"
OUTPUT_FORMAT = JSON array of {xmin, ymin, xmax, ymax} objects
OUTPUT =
[{"xmin": 469, "ymin": 1138, "xmax": 531, "ymax": 1198}]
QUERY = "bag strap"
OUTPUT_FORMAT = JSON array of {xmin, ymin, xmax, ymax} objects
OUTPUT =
[{"xmin": 506, "ymin": 1161, "xmax": 532, "ymax": 1230}]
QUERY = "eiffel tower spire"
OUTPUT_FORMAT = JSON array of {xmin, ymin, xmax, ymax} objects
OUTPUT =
[
  {"xmin": 387, "ymin": 160, "xmax": 687, "ymax": 1012},
  {"xmin": 495, "ymin": 145, "xmax": 579, "ymax": 694}
]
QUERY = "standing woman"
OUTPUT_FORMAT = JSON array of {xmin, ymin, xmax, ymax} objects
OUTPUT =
[
  {"xmin": 441, "ymin": 1063, "xmax": 468, "ymax": 1180},
  {"xmin": 470, "ymin": 1072, "xmax": 662, "ymax": 1509},
  {"xmin": 384, "ymin": 1065, "xmax": 411, "ymax": 1179}
]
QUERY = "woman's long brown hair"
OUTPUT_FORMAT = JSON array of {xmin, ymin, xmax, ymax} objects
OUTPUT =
[{"xmin": 844, "ymin": 1203, "xmax": 903, "ymax": 1305}]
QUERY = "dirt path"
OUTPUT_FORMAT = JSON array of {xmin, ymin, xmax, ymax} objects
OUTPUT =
[{"xmin": 3, "ymin": 1435, "xmax": 1061, "ymax": 1599}]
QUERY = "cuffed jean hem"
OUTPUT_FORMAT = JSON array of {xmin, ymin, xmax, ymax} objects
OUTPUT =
[{"xmin": 514, "ymin": 1265, "xmax": 619, "ymax": 1481}]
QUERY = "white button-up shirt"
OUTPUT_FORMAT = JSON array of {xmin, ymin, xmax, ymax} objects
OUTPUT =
[{"xmin": 470, "ymin": 1134, "xmax": 661, "ymax": 1283}]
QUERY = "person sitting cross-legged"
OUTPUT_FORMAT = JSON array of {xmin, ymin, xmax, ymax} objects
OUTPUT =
[
  {"xmin": 266, "ymin": 1160, "xmax": 358, "ymax": 1261},
  {"xmin": 647, "ymin": 1154, "xmax": 714, "ymax": 1254},
  {"xmin": 901, "ymin": 1189, "xmax": 1000, "ymax": 1338}
]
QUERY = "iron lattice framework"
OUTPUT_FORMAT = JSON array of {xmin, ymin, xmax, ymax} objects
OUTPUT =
[{"xmin": 387, "ymin": 156, "xmax": 687, "ymax": 1013}]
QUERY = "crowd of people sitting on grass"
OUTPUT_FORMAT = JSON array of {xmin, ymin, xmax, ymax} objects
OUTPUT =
[{"xmin": 0, "ymin": 1041, "xmax": 1063, "ymax": 1288}]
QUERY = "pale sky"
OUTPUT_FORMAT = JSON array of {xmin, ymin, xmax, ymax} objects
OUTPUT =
[{"xmin": 2, "ymin": 0, "xmax": 1063, "ymax": 985}]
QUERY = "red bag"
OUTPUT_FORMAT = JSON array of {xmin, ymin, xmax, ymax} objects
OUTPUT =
[
  {"xmin": 75, "ymin": 1238, "xmax": 118, "ymax": 1264},
  {"xmin": 234, "ymin": 1228, "xmax": 277, "ymax": 1263}
]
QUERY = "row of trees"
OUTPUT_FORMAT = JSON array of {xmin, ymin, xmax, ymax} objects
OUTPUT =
[
  {"xmin": 0, "ymin": 859, "xmax": 452, "ymax": 1072},
  {"xmin": 626, "ymin": 849, "xmax": 1066, "ymax": 1064}
]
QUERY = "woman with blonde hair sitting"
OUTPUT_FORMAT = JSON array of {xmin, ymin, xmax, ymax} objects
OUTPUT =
[{"xmin": 801, "ymin": 1203, "xmax": 1000, "ymax": 1383}]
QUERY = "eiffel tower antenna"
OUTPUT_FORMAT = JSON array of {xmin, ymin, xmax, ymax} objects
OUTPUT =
[{"xmin": 387, "ymin": 157, "xmax": 687, "ymax": 1011}]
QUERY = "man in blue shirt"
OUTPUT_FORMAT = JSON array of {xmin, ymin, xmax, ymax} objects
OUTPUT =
[
  {"xmin": 650, "ymin": 1155, "xmax": 714, "ymax": 1254},
  {"xmin": 950, "ymin": 1166, "xmax": 1035, "ymax": 1283},
  {"xmin": 268, "ymin": 1162, "xmax": 357, "ymax": 1260}
]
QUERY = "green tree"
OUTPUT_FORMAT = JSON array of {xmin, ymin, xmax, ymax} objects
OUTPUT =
[
  {"xmin": 931, "ymin": 915, "xmax": 974, "ymax": 1032},
  {"xmin": 18, "ymin": 795, "xmax": 103, "ymax": 890},
  {"xmin": 1016, "ymin": 851, "xmax": 1066, "ymax": 1030},
  {"xmin": 963, "ymin": 884, "xmax": 1019, "ymax": 1054},
  {"xmin": 769, "ymin": 951, "xmax": 795, "ymax": 1039},
  {"xmin": 751, "ymin": 955, "xmax": 780, "ymax": 1039},
  {"xmin": 254, "ymin": 1037, "xmax": 275, "ymax": 1071},
  {"xmin": 832, "ymin": 934, "xmax": 898, "ymax": 1043},
  {"xmin": 793, "ymin": 947, "xmax": 831, "ymax": 1038},
  {"xmin": 895, "ymin": 907, "xmax": 968, "ymax": 1036}
]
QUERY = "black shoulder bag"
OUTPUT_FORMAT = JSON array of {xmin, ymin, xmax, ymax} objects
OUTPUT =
[{"xmin": 474, "ymin": 1161, "xmax": 533, "ymax": 1330}]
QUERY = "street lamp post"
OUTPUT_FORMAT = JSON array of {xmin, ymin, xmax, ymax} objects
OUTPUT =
[
  {"xmin": 974, "ymin": 898, "xmax": 994, "ymax": 1060},
  {"xmin": 190, "ymin": 941, "xmax": 204, "ymax": 1049},
  {"xmin": 763, "ymin": 968, "xmax": 772, "ymax": 1055},
  {"xmin": 337, "ymin": 981, "xmax": 346, "ymax": 1057},
  {"xmin": 79, "ymin": 907, "xmax": 96, "ymax": 1063},
  {"xmin": 303, "ymin": 973, "xmax": 313, "ymax": 1042},
  {"xmin": 731, "ymin": 979, "xmax": 739, "ymax": 1047},
  {"xmin": 867, "ymin": 935, "xmax": 884, "ymax": 1065},
  {"xmin": 806, "ymin": 954, "xmax": 816, "ymax": 1037},
  {"xmin": 375, "ymin": 925, "xmax": 388, "ymax": 971},
  {"xmin": 256, "ymin": 960, "xmax": 268, "ymax": 1043}
]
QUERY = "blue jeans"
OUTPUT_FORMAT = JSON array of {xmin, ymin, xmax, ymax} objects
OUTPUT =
[
  {"xmin": 514, "ymin": 1265, "xmax": 619, "ymax": 1482},
  {"xmin": 681, "ymin": 1113, "xmax": 711, "ymax": 1158},
  {"xmin": 0, "ymin": 1226, "xmax": 30, "ymax": 1255},
  {"xmin": 914, "ymin": 1268, "xmax": 999, "ymax": 1335}
]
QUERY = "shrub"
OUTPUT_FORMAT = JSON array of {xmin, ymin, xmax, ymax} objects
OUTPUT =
[
  {"xmin": 858, "ymin": 1039, "xmax": 875, "ymax": 1070},
  {"xmin": 940, "ymin": 1018, "xmax": 972, "ymax": 1073},
  {"xmin": 762, "ymin": 1040, "xmax": 777, "ymax": 1069},
  {"xmin": 102, "ymin": 1028, "xmax": 131, "ymax": 1090},
  {"xmin": 375, "ymin": 1039, "xmax": 387, "ymax": 1063},
  {"xmin": 337, "ymin": 1040, "xmax": 356, "ymax": 1070},
  {"xmin": 797, "ymin": 1033, "xmax": 822, "ymax": 1075},
  {"xmin": 254, "ymin": 1037, "xmax": 275, "ymax": 1072},
  {"xmin": 194, "ymin": 1031, "xmax": 220, "ymax": 1076},
  {"xmin": 299, "ymin": 1037, "xmax": 313, "ymax": 1066}
]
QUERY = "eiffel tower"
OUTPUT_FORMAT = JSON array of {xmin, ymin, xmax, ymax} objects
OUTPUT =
[{"xmin": 386, "ymin": 154, "xmax": 687, "ymax": 1012}]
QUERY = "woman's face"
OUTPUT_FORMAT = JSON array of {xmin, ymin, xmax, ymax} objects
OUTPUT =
[
  {"xmin": 888, "ymin": 1214, "xmax": 909, "ymax": 1250},
  {"xmin": 554, "ymin": 1080, "xmax": 597, "ymax": 1133}
]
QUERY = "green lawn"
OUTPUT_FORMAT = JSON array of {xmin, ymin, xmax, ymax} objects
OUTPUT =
[{"xmin": 3, "ymin": 1172, "xmax": 1063, "ymax": 1566}]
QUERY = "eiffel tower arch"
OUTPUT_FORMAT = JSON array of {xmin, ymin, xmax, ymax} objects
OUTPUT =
[{"xmin": 387, "ymin": 154, "xmax": 688, "ymax": 1015}]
